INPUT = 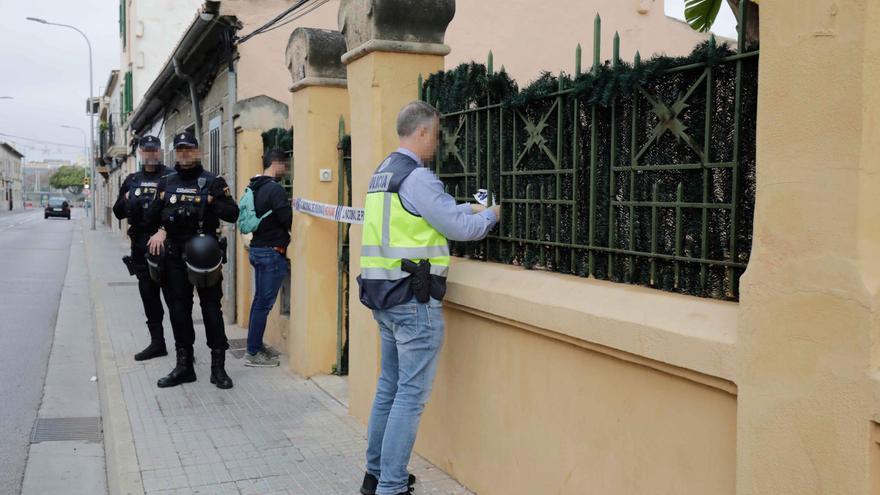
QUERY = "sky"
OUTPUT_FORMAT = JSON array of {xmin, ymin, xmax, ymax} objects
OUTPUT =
[
  {"xmin": 0, "ymin": 0, "xmax": 119, "ymax": 163},
  {"xmin": 0, "ymin": 0, "xmax": 736, "ymax": 164},
  {"xmin": 665, "ymin": 0, "xmax": 738, "ymax": 39}
]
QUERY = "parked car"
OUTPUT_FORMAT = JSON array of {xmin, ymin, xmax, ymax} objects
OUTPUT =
[{"xmin": 45, "ymin": 197, "xmax": 71, "ymax": 220}]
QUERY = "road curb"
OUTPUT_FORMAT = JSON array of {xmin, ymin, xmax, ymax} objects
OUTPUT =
[{"xmin": 83, "ymin": 222, "xmax": 145, "ymax": 495}]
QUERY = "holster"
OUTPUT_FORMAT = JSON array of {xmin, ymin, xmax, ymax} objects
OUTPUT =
[
  {"xmin": 122, "ymin": 256, "xmax": 137, "ymax": 276},
  {"xmin": 402, "ymin": 259, "xmax": 431, "ymax": 303},
  {"xmin": 218, "ymin": 237, "xmax": 228, "ymax": 264}
]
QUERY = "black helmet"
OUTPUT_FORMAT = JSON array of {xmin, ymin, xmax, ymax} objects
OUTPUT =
[
  {"xmin": 146, "ymin": 251, "xmax": 165, "ymax": 285},
  {"xmin": 184, "ymin": 235, "xmax": 223, "ymax": 288}
]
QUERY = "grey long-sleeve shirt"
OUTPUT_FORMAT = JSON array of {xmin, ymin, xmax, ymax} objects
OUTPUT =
[{"xmin": 379, "ymin": 147, "xmax": 497, "ymax": 242}]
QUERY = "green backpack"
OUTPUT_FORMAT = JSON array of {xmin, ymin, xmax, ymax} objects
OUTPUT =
[{"xmin": 237, "ymin": 186, "xmax": 272, "ymax": 234}]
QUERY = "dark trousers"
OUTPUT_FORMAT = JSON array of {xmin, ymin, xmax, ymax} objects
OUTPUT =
[
  {"xmin": 136, "ymin": 272, "xmax": 165, "ymax": 331},
  {"xmin": 130, "ymin": 235, "xmax": 165, "ymax": 334},
  {"xmin": 162, "ymin": 253, "xmax": 229, "ymax": 351}
]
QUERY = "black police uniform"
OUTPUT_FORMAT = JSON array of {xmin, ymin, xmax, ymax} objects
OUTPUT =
[
  {"xmin": 112, "ymin": 135, "xmax": 172, "ymax": 361},
  {"xmin": 146, "ymin": 131, "xmax": 239, "ymax": 389}
]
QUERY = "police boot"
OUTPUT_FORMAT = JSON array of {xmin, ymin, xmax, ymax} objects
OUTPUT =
[
  {"xmin": 134, "ymin": 324, "xmax": 167, "ymax": 361},
  {"xmin": 209, "ymin": 349, "xmax": 233, "ymax": 390},
  {"xmin": 157, "ymin": 346, "xmax": 196, "ymax": 388}
]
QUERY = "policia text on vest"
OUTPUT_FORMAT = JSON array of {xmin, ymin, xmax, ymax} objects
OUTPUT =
[
  {"xmin": 144, "ymin": 131, "xmax": 240, "ymax": 391},
  {"xmin": 113, "ymin": 134, "xmax": 174, "ymax": 363},
  {"xmin": 354, "ymin": 100, "xmax": 500, "ymax": 495}
]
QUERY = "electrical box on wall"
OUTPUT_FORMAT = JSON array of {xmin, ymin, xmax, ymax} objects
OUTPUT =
[{"xmin": 319, "ymin": 169, "xmax": 332, "ymax": 182}]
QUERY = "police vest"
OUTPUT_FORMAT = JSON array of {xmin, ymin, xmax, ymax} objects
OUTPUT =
[
  {"xmin": 358, "ymin": 152, "xmax": 450, "ymax": 310},
  {"xmin": 161, "ymin": 167, "xmax": 217, "ymax": 239},
  {"xmin": 127, "ymin": 165, "xmax": 169, "ymax": 233}
]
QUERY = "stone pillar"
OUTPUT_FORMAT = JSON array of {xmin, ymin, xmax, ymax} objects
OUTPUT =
[
  {"xmin": 233, "ymin": 95, "xmax": 290, "ymax": 331},
  {"xmin": 338, "ymin": 0, "xmax": 455, "ymax": 421},
  {"xmin": 737, "ymin": 1, "xmax": 880, "ymax": 494},
  {"xmin": 287, "ymin": 28, "xmax": 350, "ymax": 377}
]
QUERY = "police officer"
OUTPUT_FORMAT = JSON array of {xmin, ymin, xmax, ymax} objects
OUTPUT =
[
  {"xmin": 357, "ymin": 101, "xmax": 499, "ymax": 495},
  {"xmin": 146, "ymin": 131, "xmax": 239, "ymax": 389},
  {"xmin": 113, "ymin": 135, "xmax": 172, "ymax": 361}
]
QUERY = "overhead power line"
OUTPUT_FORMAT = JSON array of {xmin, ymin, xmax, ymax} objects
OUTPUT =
[
  {"xmin": 256, "ymin": 0, "xmax": 331, "ymax": 35},
  {"xmin": 0, "ymin": 132, "xmax": 82, "ymax": 149},
  {"xmin": 237, "ymin": 0, "xmax": 330, "ymax": 44}
]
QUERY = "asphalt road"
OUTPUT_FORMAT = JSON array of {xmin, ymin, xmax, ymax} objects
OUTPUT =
[{"xmin": 0, "ymin": 207, "xmax": 77, "ymax": 494}]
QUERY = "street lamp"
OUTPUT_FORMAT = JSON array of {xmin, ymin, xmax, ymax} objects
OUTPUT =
[{"xmin": 27, "ymin": 16, "xmax": 96, "ymax": 230}]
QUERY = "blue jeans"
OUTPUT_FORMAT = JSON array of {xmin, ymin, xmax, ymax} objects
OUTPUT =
[
  {"xmin": 366, "ymin": 298, "xmax": 445, "ymax": 495},
  {"xmin": 247, "ymin": 247, "xmax": 288, "ymax": 355}
]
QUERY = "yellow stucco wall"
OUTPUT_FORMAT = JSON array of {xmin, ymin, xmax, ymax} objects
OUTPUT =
[
  {"xmin": 421, "ymin": 306, "xmax": 736, "ymax": 495},
  {"xmin": 447, "ymin": 0, "xmax": 714, "ymax": 82},
  {"xmin": 225, "ymin": 0, "xmax": 340, "ymax": 105},
  {"xmin": 353, "ymin": 253, "xmax": 740, "ymax": 494},
  {"xmin": 235, "ymin": 129, "xmax": 262, "ymax": 329},
  {"xmin": 288, "ymin": 85, "xmax": 350, "ymax": 377},
  {"xmin": 231, "ymin": 0, "xmax": 711, "ymax": 97},
  {"xmin": 735, "ymin": 1, "xmax": 880, "ymax": 494}
]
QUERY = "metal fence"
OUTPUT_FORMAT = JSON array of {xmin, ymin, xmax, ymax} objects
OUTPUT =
[
  {"xmin": 421, "ymin": 7, "xmax": 758, "ymax": 300},
  {"xmin": 335, "ymin": 118, "xmax": 352, "ymax": 375}
]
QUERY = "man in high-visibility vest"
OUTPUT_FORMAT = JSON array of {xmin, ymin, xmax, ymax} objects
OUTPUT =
[{"xmin": 357, "ymin": 101, "xmax": 500, "ymax": 495}]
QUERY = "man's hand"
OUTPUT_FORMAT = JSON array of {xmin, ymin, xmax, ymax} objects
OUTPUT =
[
  {"xmin": 124, "ymin": 192, "xmax": 129, "ymax": 200},
  {"xmin": 207, "ymin": 194, "xmax": 214, "ymax": 204},
  {"xmin": 470, "ymin": 203, "xmax": 487, "ymax": 214},
  {"xmin": 147, "ymin": 229, "xmax": 167, "ymax": 255},
  {"xmin": 490, "ymin": 205, "xmax": 502, "ymax": 221}
]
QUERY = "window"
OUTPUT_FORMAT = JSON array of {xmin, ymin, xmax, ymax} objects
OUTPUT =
[
  {"xmin": 208, "ymin": 116, "xmax": 221, "ymax": 175},
  {"xmin": 122, "ymin": 71, "xmax": 133, "ymax": 121},
  {"xmin": 119, "ymin": 0, "xmax": 126, "ymax": 47}
]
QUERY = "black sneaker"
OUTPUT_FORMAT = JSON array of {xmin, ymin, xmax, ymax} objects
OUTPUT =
[{"xmin": 360, "ymin": 472, "xmax": 416, "ymax": 495}]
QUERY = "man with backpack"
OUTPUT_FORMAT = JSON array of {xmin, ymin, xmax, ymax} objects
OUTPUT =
[{"xmin": 238, "ymin": 148, "xmax": 292, "ymax": 367}]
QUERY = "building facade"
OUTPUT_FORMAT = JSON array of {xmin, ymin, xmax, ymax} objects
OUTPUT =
[
  {"xmin": 22, "ymin": 160, "xmax": 68, "ymax": 206},
  {"xmin": 0, "ymin": 143, "xmax": 24, "ymax": 211}
]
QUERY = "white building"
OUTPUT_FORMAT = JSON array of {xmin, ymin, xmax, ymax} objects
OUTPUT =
[
  {"xmin": 97, "ymin": 0, "xmax": 203, "ymax": 228},
  {"xmin": 0, "ymin": 143, "xmax": 24, "ymax": 211},
  {"xmin": 116, "ymin": 0, "xmax": 204, "ymax": 164},
  {"xmin": 119, "ymin": 0, "xmax": 204, "ymax": 115}
]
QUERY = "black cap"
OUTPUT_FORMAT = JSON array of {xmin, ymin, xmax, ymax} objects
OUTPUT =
[
  {"xmin": 138, "ymin": 135, "xmax": 161, "ymax": 151},
  {"xmin": 173, "ymin": 131, "xmax": 198, "ymax": 148}
]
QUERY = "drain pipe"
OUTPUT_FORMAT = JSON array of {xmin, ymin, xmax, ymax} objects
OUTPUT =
[
  {"xmin": 223, "ymin": 28, "xmax": 238, "ymax": 324},
  {"xmin": 173, "ymin": 58, "xmax": 202, "ymax": 139}
]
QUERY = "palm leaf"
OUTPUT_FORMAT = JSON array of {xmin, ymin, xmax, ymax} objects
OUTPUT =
[{"xmin": 684, "ymin": 0, "xmax": 723, "ymax": 33}]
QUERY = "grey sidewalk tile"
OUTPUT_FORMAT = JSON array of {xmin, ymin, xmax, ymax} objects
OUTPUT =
[
  {"xmin": 142, "ymin": 466, "xmax": 189, "ymax": 492},
  {"xmin": 190, "ymin": 482, "xmax": 240, "ymax": 494},
  {"xmin": 85, "ymin": 226, "xmax": 473, "ymax": 495},
  {"xmin": 184, "ymin": 462, "xmax": 233, "ymax": 487},
  {"xmin": 178, "ymin": 446, "xmax": 223, "ymax": 467}
]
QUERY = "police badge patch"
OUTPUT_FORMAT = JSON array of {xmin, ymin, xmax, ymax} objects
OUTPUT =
[
  {"xmin": 134, "ymin": 188, "xmax": 142, "ymax": 197},
  {"xmin": 169, "ymin": 194, "xmax": 177, "ymax": 204}
]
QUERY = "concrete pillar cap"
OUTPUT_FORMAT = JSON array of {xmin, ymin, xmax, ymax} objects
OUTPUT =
[
  {"xmin": 338, "ymin": 0, "xmax": 455, "ymax": 65},
  {"xmin": 286, "ymin": 27, "xmax": 348, "ymax": 93}
]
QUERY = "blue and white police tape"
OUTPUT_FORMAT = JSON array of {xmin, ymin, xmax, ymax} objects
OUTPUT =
[{"xmin": 293, "ymin": 198, "xmax": 364, "ymax": 224}]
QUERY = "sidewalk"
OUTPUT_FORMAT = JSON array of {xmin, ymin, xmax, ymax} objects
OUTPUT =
[
  {"xmin": 21, "ymin": 217, "xmax": 107, "ymax": 495},
  {"xmin": 83, "ymin": 221, "xmax": 473, "ymax": 495}
]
